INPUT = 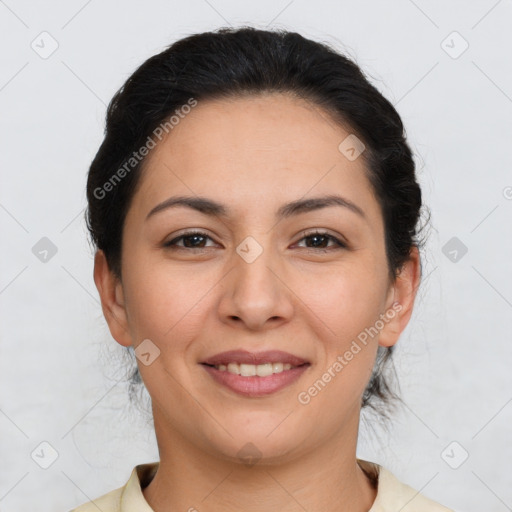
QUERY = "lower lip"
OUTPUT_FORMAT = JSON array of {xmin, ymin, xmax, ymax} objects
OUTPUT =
[{"xmin": 201, "ymin": 364, "xmax": 310, "ymax": 397}]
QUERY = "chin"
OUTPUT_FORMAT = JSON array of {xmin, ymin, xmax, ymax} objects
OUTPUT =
[
  {"xmin": 214, "ymin": 438, "xmax": 303, "ymax": 467},
  {"xmin": 203, "ymin": 420, "xmax": 308, "ymax": 466}
]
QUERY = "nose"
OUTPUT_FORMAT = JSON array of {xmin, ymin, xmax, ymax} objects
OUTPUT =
[{"xmin": 217, "ymin": 243, "xmax": 294, "ymax": 331}]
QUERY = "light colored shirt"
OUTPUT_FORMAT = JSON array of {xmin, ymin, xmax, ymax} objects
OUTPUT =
[{"xmin": 69, "ymin": 459, "xmax": 454, "ymax": 511}]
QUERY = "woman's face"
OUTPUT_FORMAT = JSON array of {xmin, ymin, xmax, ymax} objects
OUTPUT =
[{"xmin": 97, "ymin": 92, "xmax": 418, "ymax": 463}]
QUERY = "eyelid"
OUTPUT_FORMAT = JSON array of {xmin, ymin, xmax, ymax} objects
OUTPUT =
[
  {"xmin": 163, "ymin": 228, "xmax": 347, "ymax": 252},
  {"xmin": 294, "ymin": 229, "xmax": 347, "ymax": 249},
  {"xmin": 164, "ymin": 229, "xmax": 217, "ymax": 248}
]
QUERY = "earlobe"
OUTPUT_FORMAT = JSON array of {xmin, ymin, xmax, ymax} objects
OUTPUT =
[
  {"xmin": 93, "ymin": 250, "xmax": 132, "ymax": 347},
  {"xmin": 378, "ymin": 246, "xmax": 421, "ymax": 348}
]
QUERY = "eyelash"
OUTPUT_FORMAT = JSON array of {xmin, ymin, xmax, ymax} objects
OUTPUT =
[{"xmin": 163, "ymin": 230, "xmax": 347, "ymax": 251}]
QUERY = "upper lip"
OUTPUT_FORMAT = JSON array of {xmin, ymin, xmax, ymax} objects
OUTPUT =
[{"xmin": 201, "ymin": 350, "xmax": 309, "ymax": 367}]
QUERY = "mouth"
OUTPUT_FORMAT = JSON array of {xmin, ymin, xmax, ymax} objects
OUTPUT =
[
  {"xmin": 200, "ymin": 350, "xmax": 311, "ymax": 397},
  {"xmin": 200, "ymin": 349, "xmax": 309, "ymax": 367},
  {"xmin": 202, "ymin": 361, "xmax": 307, "ymax": 376}
]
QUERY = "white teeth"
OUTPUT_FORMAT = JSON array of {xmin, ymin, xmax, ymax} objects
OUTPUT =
[
  {"xmin": 240, "ymin": 364, "xmax": 256, "ymax": 376},
  {"xmin": 215, "ymin": 362, "xmax": 297, "ymax": 376},
  {"xmin": 256, "ymin": 363, "xmax": 273, "ymax": 377},
  {"xmin": 227, "ymin": 363, "xmax": 239, "ymax": 374}
]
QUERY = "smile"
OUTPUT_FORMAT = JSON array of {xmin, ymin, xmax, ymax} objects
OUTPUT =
[
  {"xmin": 201, "ymin": 362, "xmax": 311, "ymax": 397},
  {"xmin": 211, "ymin": 362, "xmax": 298, "ymax": 376}
]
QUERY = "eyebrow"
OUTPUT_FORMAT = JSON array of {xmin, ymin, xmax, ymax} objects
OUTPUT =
[{"xmin": 145, "ymin": 194, "xmax": 366, "ymax": 222}]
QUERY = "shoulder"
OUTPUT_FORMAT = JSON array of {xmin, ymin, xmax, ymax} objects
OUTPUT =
[
  {"xmin": 358, "ymin": 459, "xmax": 454, "ymax": 512},
  {"xmin": 68, "ymin": 462, "xmax": 159, "ymax": 512},
  {"xmin": 70, "ymin": 486, "xmax": 124, "ymax": 512},
  {"xmin": 70, "ymin": 486, "xmax": 123, "ymax": 512}
]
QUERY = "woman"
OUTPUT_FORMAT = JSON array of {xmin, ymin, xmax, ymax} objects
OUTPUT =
[{"xmin": 71, "ymin": 26, "xmax": 453, "ymax": 511}]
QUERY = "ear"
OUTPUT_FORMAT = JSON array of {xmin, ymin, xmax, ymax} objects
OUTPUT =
[
  {"xmin": 378, "ymin": 245, "xmax": 421, "ymax": 348},
  {"xmin": 93, "ymin": 250, "xmax": 133, "ymax": 347}
]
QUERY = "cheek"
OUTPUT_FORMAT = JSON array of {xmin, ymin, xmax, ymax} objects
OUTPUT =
[
  {"xmin": 300, "ymin": 274, "xmax": 381, "ymax": 409},
  {"xmin": 122, "ymin": 256, "xmax": 216, "ymax": 343},
  {"xmin": 301, "ymin": 264, "xmax": 386, "ymax": 343}
]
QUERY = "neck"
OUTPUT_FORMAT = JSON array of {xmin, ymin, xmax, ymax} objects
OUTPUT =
[{"xmin": 143, "ymin": 408, "xmax": 377, "ymax": 512}]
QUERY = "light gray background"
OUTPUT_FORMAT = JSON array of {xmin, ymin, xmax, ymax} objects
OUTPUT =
[{"xmin": 1, "ymin": 1, "xmax": 511, "ymax": 511}]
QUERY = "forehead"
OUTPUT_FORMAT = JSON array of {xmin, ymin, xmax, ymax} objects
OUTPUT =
[{"xmin": 131, "ymin": 93, "xmax": 382, "ymax": 226}]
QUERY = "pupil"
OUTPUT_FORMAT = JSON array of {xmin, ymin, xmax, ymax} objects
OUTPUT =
[
  {"xmin": 185, "ymin": 235, "xmax": 204, "ymax": 248},
  {"xmin": 309, "ymin": 235, "xmax": 326, "ymax": 248}
]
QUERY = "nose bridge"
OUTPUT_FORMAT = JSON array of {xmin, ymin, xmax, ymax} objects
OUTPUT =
[
  {"xmin": 234, "ymin": 234, "xmax": 279, "ymax": 302},
  {"xmin": 219, "ymin": 233, "xmax": 292, "ymax": 328}
]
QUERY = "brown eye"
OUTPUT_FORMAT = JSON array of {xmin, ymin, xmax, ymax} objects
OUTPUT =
[
  {"xmin": 295, "ymin": 231, "xmax": 346, "ymax": 250},
  {"xmin": 164, "ymin": 231, "xmax": 216, "ymax": 249}
]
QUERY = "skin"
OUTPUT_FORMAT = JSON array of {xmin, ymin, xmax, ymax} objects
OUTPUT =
[{"xmin": 94, "ymin": 92, "xmax": 421, "ymax": 512}]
